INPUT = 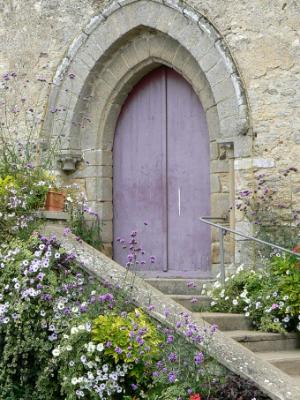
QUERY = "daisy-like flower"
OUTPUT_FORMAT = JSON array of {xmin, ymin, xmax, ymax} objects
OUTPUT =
[{"xmin": 52, "ymin": 348, "xmax": 60, "ymax": 357}]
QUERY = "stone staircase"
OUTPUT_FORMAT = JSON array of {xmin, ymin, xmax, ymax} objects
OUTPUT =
[{"xmin": 146, "ymin": 278, "xmax": 300, "ymax": 387}]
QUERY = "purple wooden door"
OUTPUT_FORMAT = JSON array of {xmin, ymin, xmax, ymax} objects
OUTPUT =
[{"xmin": 113, "ymin": 67, "xmax": 211, "ymax": 277}]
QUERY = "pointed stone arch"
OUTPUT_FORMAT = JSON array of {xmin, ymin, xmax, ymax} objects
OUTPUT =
[{"xmin": 43, "ymin": 0, "xmax": 252, "ymax": 259}]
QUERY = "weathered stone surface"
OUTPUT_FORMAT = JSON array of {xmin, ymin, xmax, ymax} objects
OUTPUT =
[{"xmin": 210, "ymin": 174, "xmax": 221, "ymax": 193}]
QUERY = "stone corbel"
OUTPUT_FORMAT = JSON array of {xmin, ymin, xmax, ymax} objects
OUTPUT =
[{"xmin": 58, "ymin": 152, "xmax": 82, "ymax": 172}]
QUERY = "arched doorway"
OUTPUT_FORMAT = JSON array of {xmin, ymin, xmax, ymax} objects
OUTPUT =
[{"xmin": 113, "ymin": 66, "xmax": 211, "ymax": 278}]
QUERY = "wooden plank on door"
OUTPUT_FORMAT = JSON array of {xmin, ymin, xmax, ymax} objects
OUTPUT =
[
  {"xmin": 166, "ymin": 68, "xmax": 211, "ymax": 275},
  {"xmin": 113, "ymin": 68, "xmax": 168, "ymax": 273}
]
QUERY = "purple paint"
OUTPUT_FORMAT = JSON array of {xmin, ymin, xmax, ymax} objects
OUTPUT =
[{"xmin": 113, "ymin": 67, "xmax": 211, "ymax": 277}]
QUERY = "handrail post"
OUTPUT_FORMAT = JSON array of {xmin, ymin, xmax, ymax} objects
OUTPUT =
[{"xmin": 219, "ymin": 228, "xmax": 225, "ymax": 285}]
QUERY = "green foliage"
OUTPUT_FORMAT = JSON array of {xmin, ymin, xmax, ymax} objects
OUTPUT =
[
  {"xmin": 147, "ymin": 383, "xmax": 189, "ymax": 399},
  {"xmin": 208, "ymin": 255, "xmax": 300, "ymax": 333},
  {"xmin": 66, "ymin": 191, "xmax": 103, "ymax": 251},
  {"xmin": 236, "ymin": 169, "xmax": 300, "ymax": 253},
  {"xmin": 92, "ymin": 309, "xmax": 162, "ymax": 381},
  {"xmin": 0, "ymin": 167, "xmax": 50, "ymax": 243},
  {"xmin": 0, "ymin": 235, "xmax": 103, "ymax": 399}
]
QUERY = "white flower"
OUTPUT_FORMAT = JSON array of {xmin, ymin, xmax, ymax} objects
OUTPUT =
[
  {"xmin": 256, "ymin": 302, "xmax": 262, "ymax": 309},
  {"xmin": 97, "ymin": 343, "xmax": 104, "ymax": 352},
  {"xmin": 102, "ymin": 364, "xmax": 109, "ymax": 373},
  {"xmin": 85, "ymin": 322, "xmax": 92, "ymax": 332},
  {"xmin": 71, "ymin": 327, "xmax": 79, "ymax": 335},
  {"xmin": 66, "ymin": 345, "xmax": 72, "ymax": 351},
  {"xmin": 71, "ymin": 377, "xmax": 78, "ymax": 385},
  {"xmin": 69, "ymin": 360, "xmax": 75, "ymax": 367},
  {"xmin": 232, "ymin": 299, "xmax": 238, "ymax": 306},
  {"xmin": 236, "ymin": 264, "xmax": 244, "ymax": 273},
  {"xmin": 225, "ymin": 296, "xmax": 229, "ymax": 301},
  {"xmin": 210, "ymin": 301, "xmax": 216, "ymax": 306},
  {"xmin": 245, "ymin": 312, "xmax": 250, "ymax": 317},
  {"xmin": 52, "ymin": 348, "xmax": 60, "ymax": 357},
  {"xmin": 87, "ymin": 372, "xmax": 94, "ymax": 380},
  {"xmin": 78, "ymin": 324, "xmax": 85, "ymax": 331},
  {"xmin": 283, "ymin": 295, "xmax": 289, "ymax": 301},
  {"xmin": 57, "ymin": 302, "xmax": 64, "ymax": 310},
  {"xmin": 87, "ymin": 342, "xmax": 95, "ymax": 353}
]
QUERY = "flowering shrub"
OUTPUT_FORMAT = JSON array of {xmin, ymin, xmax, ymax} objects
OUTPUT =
[
  {"xmin": 0, "ymin": 167, "xmax": 50, "ymax": 242},
  {"xmin": 207, "ymin": 256, "xmax": 300, "ymax": 333},
  {"xmin": 236, "ymin": 169, "xmax": 300, "ymax": 251},
  {"xmin": 0, "ymin": 234, "xmax": 109, "ymax": 399}
]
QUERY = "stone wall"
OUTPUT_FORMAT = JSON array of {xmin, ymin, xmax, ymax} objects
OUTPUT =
[{"xmin": 1, "ymin": 0, "xmax": 300, "ymax": 273}]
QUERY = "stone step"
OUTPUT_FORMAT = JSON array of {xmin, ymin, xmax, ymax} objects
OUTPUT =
[
  {"xmin": 256, "ymin": 350, "xmax": 300, "ymax": 376},
  {"xmin": 225, "ymin": 330, "xmax": 300, "ymax": 353},
  {"xmin": 290, "ymin": 375, "xmax": 300, "ymax": 386},
  {"xmin": 145, "ymin": 278, "xmax": 214, "ymax": 295},
  {"xmin": 167, "ymin": 294, "xmax": 210, "ymax": 310},
  {"xmin": 193, "ymin": 312, "xmax": 252, "ymax": 331}
]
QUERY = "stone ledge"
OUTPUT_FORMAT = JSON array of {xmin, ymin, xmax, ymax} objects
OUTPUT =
[
  {"xmin": 42, "ymin": 223, "xmax": 300, "ymax": 400},
  {"xmin": 35, "ymin": 211, "xmax": 69, "ymax": 221}
]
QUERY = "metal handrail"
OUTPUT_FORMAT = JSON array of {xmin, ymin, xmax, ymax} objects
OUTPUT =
[{"xmin": 200, "ymin": 216, "xmax": 300, "ymax": 284}]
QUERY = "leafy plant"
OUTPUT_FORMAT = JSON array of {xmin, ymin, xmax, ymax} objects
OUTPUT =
[
  {"xmin": 66, "ymin": 191, "xmax": 102, "ymax": 251},
  {"xmin": 236, "ymin": 169, "xmax": 300, "ymax": 252},
  {"xmin": 207, "ymin": 253, "xmax": 300, "ymax": 333}
]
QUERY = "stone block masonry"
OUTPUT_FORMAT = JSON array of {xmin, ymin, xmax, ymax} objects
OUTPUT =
[{"xmin": 1, "ymin": 0, "xmax": 300, "ymax": 274}]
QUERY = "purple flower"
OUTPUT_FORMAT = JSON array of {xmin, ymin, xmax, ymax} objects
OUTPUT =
[
  {"xmin": 194, "ymin": 351, "xmax": 204, "ymax": 365},
  {"xmin": 168, "ymin": 371, "xmax": 176, "ymax": 383},
  {"xmin": 115, "ymin": 346, "xmax": 123, "ymax": 354},
  {"xmin": 131, "ymin": 383, "xmax": 138, "ymax": 391},
  {"xmin": 166, "ymin": 335, "xmax": 174, "ymax": 344},
  {"xmin": 168, "ymin": 352, "xmax": 177, "ymax": 362},
  {"xmin": 136, "ymin": 336, "xmax": 144, "ymax": 346},
  {"xmin": 127, "ymin": 254, "xmax": 134, "ymax": 262},
  {"xmin": 187, "ymin": 281, "xmax": 196, "ymax": 288}
]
